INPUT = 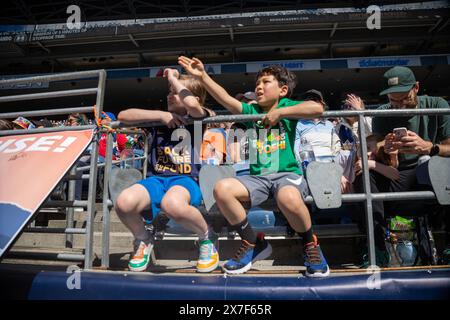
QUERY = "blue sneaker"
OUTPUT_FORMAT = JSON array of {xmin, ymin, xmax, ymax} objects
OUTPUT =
[
  {"xmin": 304, "ymin": 235, "xmax": 330, "ymax": 277},
  {"xmin": 223, "ymin": 234, "xmax": 272, "ymax": 274}
]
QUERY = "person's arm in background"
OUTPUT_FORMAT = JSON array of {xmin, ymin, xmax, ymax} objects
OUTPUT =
[
  {"xmin": 227, "ymin": 141, "xmax": 241, "ymax": 163},
  {"xmin": 330, "ymin": 122, "xmax": 342, "ymax": 155},
  {"xmin": 389, "ymin": 150, "xmax": 399, "ymax": 168},
  {"xmin": 354, "ymin": 158, "xmax": 400, "ymax": 181},
  {"xmin": 118, "ymin": 108, "xmax": 186, "ymax": 129},
  {"xmin": 293, "ymin": 122, "xmax": 302, "ymax": 163},
  {"xmin": 336, "ymin": 151, "xmax": 354, "ymax": 193},
  {"xmin": 164, "ymin": 68, "xmax": 207, "ymax": 118},
  {"xmin": 346, "ymin": 94, "xmax": 373, "ymax": 136},
  {"xmin": 178, "ymin": 56, "xmax": 243, "ymax": 114},
  {"xmin": 372, "ymin": 161, "xmax": 400, "ymax": 180}
]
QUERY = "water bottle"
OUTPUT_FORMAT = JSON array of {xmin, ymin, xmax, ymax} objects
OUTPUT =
[
  {"xmin": 120, "ymin": 148, "xmax": 135, "ymax": 169},
  {"xmin": 396, "ymin": 240, "xmax": 417, "ymax": 266},
  {"xmin": 206, "ymin": 157, "xmax": 219, "ymax": 166},
  {"xmin": 299, "ymin": 137, "xmax": 315, "ymax": 172}
]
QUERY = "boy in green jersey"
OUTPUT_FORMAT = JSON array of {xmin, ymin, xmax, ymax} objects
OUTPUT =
[{"xmin": 179, "ymin": 56, "xmax": 330, "ymax": 277}]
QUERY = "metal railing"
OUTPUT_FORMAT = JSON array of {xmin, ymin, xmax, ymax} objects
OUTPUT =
[
  {"xmin": 0, "ymin": 69, "xmax": 106, "ymax": 269},
  {"xmin": 1, "ymin": 68, "xmax": 448, "ymax": 270},
  {"xmin": 100, "ymin": 128, "xmax": 148, "ymax": 268},
  {"xmin": 103, "ymin": 107, "xmax": 449, "ymax": 268}
]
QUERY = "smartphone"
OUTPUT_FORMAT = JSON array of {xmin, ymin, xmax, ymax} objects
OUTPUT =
[{"xmin": 393, "ymin": 127, "xmax": 408, "ymax": 139}]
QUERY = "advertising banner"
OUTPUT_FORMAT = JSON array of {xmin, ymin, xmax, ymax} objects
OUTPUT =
[{"xmin": 0, "ymin": 129, "xmax": 94, "ymax": 257}]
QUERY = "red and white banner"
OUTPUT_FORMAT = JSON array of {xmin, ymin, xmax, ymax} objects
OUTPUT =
[{"xmin": 0, "ymin": 129, "xmax": 94, "ymax": 257}]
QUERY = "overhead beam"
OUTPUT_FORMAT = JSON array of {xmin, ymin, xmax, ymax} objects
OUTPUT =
[
  {"xmin": 437, "ymin": 17, "xmax": 450, "ymax": 33},
  {"xmin": 128, "ymin": 34, "xmax": 140, "ymax": 48},
  {"xmin": 36, "ymin": 41, "xmax": 51, "ymax": 54},
  {"xmin": 126, "ymin": 0, "xmax": 137, "ymax": 18},
  {"xmin": 329, "ymin": 22, "xmax": 338, "ymax": 38},
  {"xmin": 428, "ymin": 17, "xmax": 443, "ymax": 33},
  {"xmin": 229, "ymin": 27, "xmax": 235, "ymax": 42}
]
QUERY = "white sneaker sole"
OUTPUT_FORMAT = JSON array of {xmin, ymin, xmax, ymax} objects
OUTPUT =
[
  {"xmin": 128, "ymin": 244, "xmax": 154, "ymax": 272},
  {"xmin": 305, "ymin": 265, "xmax": 330, "ymax": 278},
  {"xmin": 196, "ymin": 260, "xmax": 220, "ymax": 273},
  {"xmin": 128, "ymin": 263, "xmax": 150, "ymax": 272}
]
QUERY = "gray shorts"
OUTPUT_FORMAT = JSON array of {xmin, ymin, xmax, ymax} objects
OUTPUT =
[{"xmin": 236, "ymin": 172, "xmax": 310, "ymax": 207}]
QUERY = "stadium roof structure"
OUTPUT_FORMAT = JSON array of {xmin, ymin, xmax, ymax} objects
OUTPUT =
[
  {"xmin": 0, "ymin": 1, "xmax": 449, "ymax": 111},
  {"xmin": 3, "ymin": 1, "xmax": 441, "ymax": 24},
  {"xmin": 0, "ymin": 1, "xmax": 449, "ymax": 72}
]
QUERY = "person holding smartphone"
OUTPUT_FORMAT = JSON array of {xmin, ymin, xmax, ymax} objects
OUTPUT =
[{"xmin": 353, "ymin": 66, "xmax": 450, "ymax": 267}]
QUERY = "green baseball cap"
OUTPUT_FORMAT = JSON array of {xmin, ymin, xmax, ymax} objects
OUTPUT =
[{"xmin": 379, "ymin": 66, "xmax": 416, "ymax": 95}]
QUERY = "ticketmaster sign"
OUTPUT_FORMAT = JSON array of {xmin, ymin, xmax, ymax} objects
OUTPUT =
[{"xmin": 347, "ymin": 56, "xmax": 421, "ymax": 69}]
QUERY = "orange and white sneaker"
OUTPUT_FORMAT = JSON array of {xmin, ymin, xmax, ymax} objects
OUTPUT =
[
  {"xmin": 196, "ymin": 239, "xmax": 219, "ymax": 273},
  {"xmin": 128, "ymin": 239, "xmax": 154, "ymax": 272}
]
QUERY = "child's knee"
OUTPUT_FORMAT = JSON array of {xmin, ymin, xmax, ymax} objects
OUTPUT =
[
  {"xmin": 114, "ymin": 190, "xmax": 136, "ymax": 213},
  {"xmin": 115, "ymin": 189, "xmax": 141, "ymax": 214},
  {"xmin": 277, "ymin": 187, "xmax": 305, "ymax": 209},
  {"xmin": 278, "ymin": 187, "xmax": 299, "ymax": 201},
  {"xmin": 213, "ymin": 179, "xmax": 234, "ymax": 202},
  {"xmin": 160, "ymin": 195, "xmax": 188, "ymax": 219}
]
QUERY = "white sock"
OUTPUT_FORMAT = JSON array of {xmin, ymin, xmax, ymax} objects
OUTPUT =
[{"xmin": 198, "ymin": 228, "xmax": 209, "ymax": 242}]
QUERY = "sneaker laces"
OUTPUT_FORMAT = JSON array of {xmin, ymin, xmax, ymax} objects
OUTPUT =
[
  {"xmin": 304, "ymin": 243, "xmax": 322, "ymax": 264},
  {"xmin": 199, "ymin": 241, "xmax": 211, "ymax": 260},
  {"xmin": 233, "ymin": 240, "xmax": 254, "ymax": 260},
  {"xmin": 132, "ymin": 241, "xmax": 146, "ymax": 259}
]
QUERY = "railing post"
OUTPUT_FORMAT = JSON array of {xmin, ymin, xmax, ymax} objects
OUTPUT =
[
  {"xmin": 66, "ymin": 165, "xmax": 77, "ymax": 248},
  {"xmin": 101, "ymin": 132, "xmax": 113, "ymax": 269},
  {"xmin": 84, "ymin": 70, "xmax": 106, "ymax": 269},
  {"xmin": 143, "ymin": 131, "xmax": 148, "ymax": 178},
  {"xmin": 357, "ymin": 114, "xmax": 376, "ymax": 267}
]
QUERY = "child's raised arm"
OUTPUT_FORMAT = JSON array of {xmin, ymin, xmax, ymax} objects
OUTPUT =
[
  {"xmin": 178, "ymin": 56, "xmax": 243, "ymax": 114},
  {"xmin": 118, "ymin": 108, "xmax": 185, "ymax": 128},
  {"xmin": 164, "ymin": 68, "xmax": 206, "ymax": 118}
]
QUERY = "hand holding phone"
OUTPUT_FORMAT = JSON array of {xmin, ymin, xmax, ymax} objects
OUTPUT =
[{"xmin": 393, "ymin": 127, "xmax": 408, "ymax": 140}]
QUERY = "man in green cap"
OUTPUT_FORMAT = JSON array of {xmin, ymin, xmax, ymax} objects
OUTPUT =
[{"xmin": 354, "ymin": 66, "xmax": 450, "ymax": 266}]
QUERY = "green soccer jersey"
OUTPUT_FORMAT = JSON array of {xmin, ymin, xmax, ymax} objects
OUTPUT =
[
  {"xmin": 373, "ymin": 95, "xmax": 450, "ymax": 170},
  {"xmin": 241, "ymin": 98, "xmax": 303, "ymax": 176}
]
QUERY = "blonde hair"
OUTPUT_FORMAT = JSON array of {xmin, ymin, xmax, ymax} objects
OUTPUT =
[{"xmin": 179, "ymin": 75, "xmax": 207, "ymax": 106}]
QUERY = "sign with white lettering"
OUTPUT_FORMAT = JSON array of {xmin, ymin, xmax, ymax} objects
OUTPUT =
[{"xmin": 0, "ymin": 129, "xmax": 94, "ymax": 257}]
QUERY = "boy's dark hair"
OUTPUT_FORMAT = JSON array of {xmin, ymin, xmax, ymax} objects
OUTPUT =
[{"xmin": 256, "ymin": 65, "xmax": 297, "ymax": 98}]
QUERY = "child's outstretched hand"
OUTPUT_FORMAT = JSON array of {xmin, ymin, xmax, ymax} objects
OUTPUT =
[
  {"xmin": 161, "ymin": 112, "xmax": 186, "ymax": 128},
  {"xmin": 163, "ymin": 68, "xmax": 179, "ymax": 80},
  {"xmin": 178, "ymin": 56, "xmax": 205, "ymax": 78}
]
